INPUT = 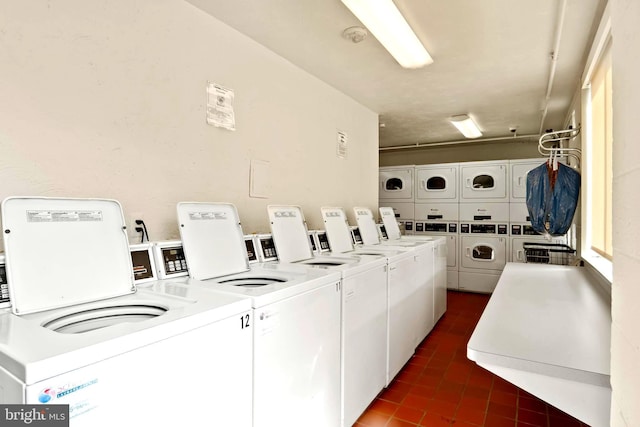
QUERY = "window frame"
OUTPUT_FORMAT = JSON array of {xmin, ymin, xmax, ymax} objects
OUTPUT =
[{"xmin": 580, "ymin": 3, "xmax": 613, "ymax": 283}]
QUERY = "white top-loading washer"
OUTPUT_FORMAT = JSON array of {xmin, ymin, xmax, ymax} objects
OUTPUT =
[
  {"xmin": 0, "ymin": 197, "xmax": 254, "ymax": 427},
  {"xmin": 353, "ymin": 206, "xmax": 439, "ymax": 336},
  {"xmin": 176, "ymin": 202, "xmax": 342, "ymax": 427},
  {"xmin": 268, "ymin": 206, "xmax": 433, "ymax": 396},
  {"xmin": 266, "ymin": 205, "xmax": 388, "ymax": 426},
  {"xmin": 320, "ymin": 207, "xmax": 431, "ymax": 384},
  {"xmin": 354, "ymin": 207, "xmax": 431, "ymax": 249}
]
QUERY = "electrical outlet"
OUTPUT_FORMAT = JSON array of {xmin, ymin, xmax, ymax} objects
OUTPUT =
[{"xmin": 128, "ymin": 212, "xmax": 145, "ymax": 240}]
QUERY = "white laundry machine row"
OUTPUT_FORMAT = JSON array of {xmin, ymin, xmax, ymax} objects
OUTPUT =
[
  {"xmin": 412, "ymin": 202, "xmax": 459, "ymax": 290},
  {"xmin": 377, "ymin": 206, "xmax": 447, "ymax": 325},
  {"xmin": 458, "ymin": 202, "xmax": 509, "ymax": 293},
  {"xmin": 319, "ymin": 206, "xmax": 421, "ymax": 424},
  {"xmin": 0, "ymin": 197, "xmax": 254, "ymax": 427},
  {"xmin": 265, "ymin": 205, "xmax": 390, "ymax": 427},
  {"xmin": 176, "ymin": 202, "xmax": 343, "ymax": 427},
  {"xmin": 353, "ymin": 207, "xmax": 439, "ymax": 353}
]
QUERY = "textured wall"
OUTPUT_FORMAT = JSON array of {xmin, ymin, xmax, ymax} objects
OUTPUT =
[
  {"xmin": 610, "ymin": 0, "xmax": 640, "ymax": 425},
  {"xmin": 0, "ymin": 0, "xmax": 379, "ymax": 246}
]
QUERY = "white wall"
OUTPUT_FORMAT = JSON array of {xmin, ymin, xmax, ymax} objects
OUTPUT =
[
  {"xmin": 0, "ymin": 0, "xmax": 379, "ymax": 245},
  {"xmin": 610, "ymin": 0, "xmax": 640, "ymax": 425}
]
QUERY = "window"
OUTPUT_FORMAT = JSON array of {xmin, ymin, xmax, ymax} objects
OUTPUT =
[
  {"xmin": 586, "ymin": 39, "xmax": 613, "ymax": 260},
  {"xmin": 589, "ymin": 40, "xmax": 613, "ymax": 259}
]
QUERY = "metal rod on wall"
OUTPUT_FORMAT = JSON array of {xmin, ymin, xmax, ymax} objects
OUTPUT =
[{"xmin": 379, "ymin": 134, "xmax": 540, "ymax": 152}]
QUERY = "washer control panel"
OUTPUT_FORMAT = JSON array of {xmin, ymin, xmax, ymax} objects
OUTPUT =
[{"xmin": 0, "ymin": 256, "xmax": 9, "ymax": 307}]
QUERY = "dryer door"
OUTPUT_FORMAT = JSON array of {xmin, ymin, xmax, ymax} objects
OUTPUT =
[
  {"xmin": 461, "ymin": 236, "xmax": 507, "ymax": 270},
  {"xmin": 379, "ymin": 167, "xmax": 414, "ymax": 201},
  {"xmin": 415, "ymin": 164, "xmax": 458, "ymax": 201},
  {"xmin": 510, "ymin": 160, "xmax": 544, "ymax": 202},
  {"xmin": 460, "ymin": 162, "xmax": 508, "ymax": 201}
]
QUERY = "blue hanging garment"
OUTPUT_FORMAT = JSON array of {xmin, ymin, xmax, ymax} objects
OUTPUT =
[{"xmin": 526, "ymin": 162, "xmax": 581, "ymax": 236}]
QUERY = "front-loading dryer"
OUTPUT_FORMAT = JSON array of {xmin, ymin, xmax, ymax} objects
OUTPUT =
[
  {"xmin": 176, "ymin": 202, "xmax": 342, "ymax": 427},
  {"xmin": 0, "ymin": 197, "xmax": 254, "ymax": 427},
  {"xmin": 459, "ymin": 160, "xmax": 509, "ymax": 203},
  {"xmin": 509, "ymin": 158, "xmax": 548, "ymax": 203},
  {"xmin": 458, "ymin": 202, "xmax": 509, "ymax": 293},
  {"xmin": 415, "ymin": 163, "xmax": 459, "ymax": 202},
  {"xmin": 379, "ymin": 165, "xmax": 415, "ymax": 202}
]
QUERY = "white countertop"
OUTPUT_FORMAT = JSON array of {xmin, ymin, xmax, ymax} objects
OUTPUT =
[{"xmin": 467, "ymin": 262, "xmax": 611, "ymax": 426}]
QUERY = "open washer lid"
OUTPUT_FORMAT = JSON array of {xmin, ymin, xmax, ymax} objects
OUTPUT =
[
  {"xmin": 267, "ymin": 205, "xmax": 314, "ymax": 263},
  {"xmin": 353, "ymin": 207, "xmax": 383, "ymax": 245},
  {"xmin": 320, "ymin": 207, "xmax": 355, "ymax": 254},
  {"xmin": 379, "ymin": 206, "xmax": 402, "ymax": 240},
  {"xmin": 177, "ymin": 202, "xmax": 249, "ymax": 280},
  {"xmin": 1, "ymin": 197, "xmax": 135, "ymax": 315}
]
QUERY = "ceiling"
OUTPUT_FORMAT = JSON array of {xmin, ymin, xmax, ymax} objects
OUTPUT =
[{"xmin": 187, "ymin": 0, "xmax": 605, "ymax": 148}]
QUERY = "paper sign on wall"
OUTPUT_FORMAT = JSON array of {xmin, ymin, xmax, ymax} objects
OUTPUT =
[
  {"xmin": 337, "ymin": 130, "xmax": 348, "ymax": 159},
  {"xmin": 206, "ymin": 82, "xmax": 236, "ymax": 131}
]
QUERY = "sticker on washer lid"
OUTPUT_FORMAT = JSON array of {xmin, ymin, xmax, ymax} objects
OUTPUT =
[
  {"xmin": 188, "ymin": 211, "xmax": 227, "ymax": 220},
  {"xmin": 273, "ymin": 210, "xmax": 297, "ymax": 218},
  {"xmin": 323, "ymin": 211, "xmax": 341, "ymax": 218},
  {"xmin": 26, "ymin": 210, "xmax": 103, "ymax": 223}
]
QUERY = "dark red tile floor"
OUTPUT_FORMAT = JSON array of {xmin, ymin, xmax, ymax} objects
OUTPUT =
[{"xmin": 355, "ymin": 291, "xmax": 590, "ymax": 427}]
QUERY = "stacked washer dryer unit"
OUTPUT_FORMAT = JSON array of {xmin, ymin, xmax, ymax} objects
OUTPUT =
[
  {"xmin": 458, "ymin": 161, "xmax": 510, "ymax": 293},
  {"xmin": 0, "ymin": 197, "xmax": 254, "ymax": 427},
  {"xmin": 509, "ymin": 158, "xmax": 567, "ymax": 262},
  {"xmin": 412, "ymin": 163, "xmax": 460, "ymax": 291},
  {"xmin": 266, "ymin": 205, "xmax": 388, "ymax": 427},
  {"xmin": 176, "ymin": 202, "xmax": 343, "ymax": 427},
  {"xmin": 379, "ymin": 165, "xmax": 415, "ymax": 235}
]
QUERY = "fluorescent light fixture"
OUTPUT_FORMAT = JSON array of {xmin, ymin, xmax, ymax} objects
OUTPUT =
[
  {"xmin": 450, "ymin": 114, "xmax": 483, "ymax": 139},
  {"xmin": 341, "ymin": 0, "xmax": 433, "ymax": 69}
]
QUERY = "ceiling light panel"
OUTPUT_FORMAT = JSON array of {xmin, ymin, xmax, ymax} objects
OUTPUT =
[
  {"xmin": 450, "ymin": 114, "xmax": 482, "ymax": 139},
  {"xmin": 341, "ymin": 0, "xmax": 433, "ymax": 69}
]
